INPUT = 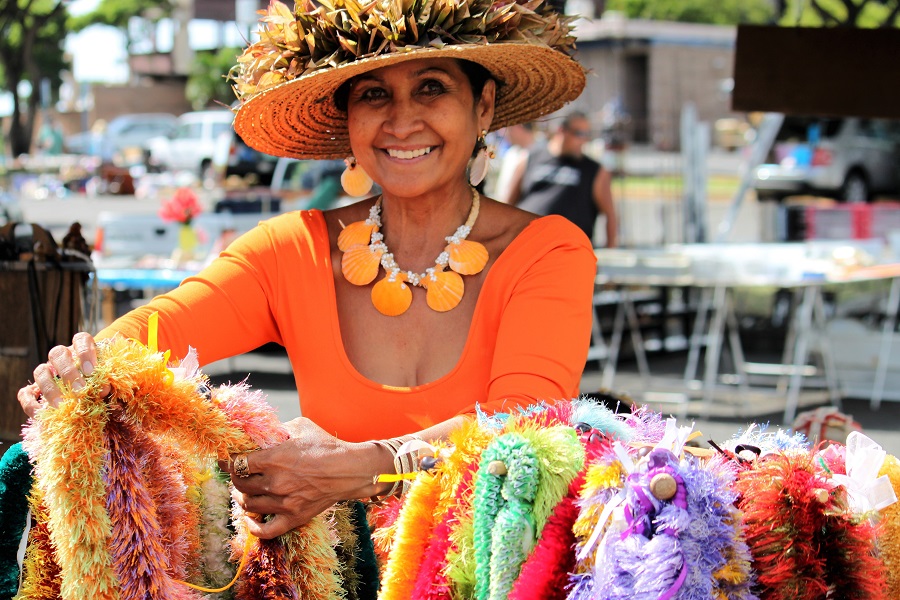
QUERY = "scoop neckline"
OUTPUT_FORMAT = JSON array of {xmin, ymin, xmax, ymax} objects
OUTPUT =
[{"xmin": 311, "ymin": 210, "xmax": 548, "ymax": 393}]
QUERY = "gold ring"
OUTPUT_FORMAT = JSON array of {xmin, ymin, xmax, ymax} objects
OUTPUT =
[{"xmin": 233, "ymin": 454, "xmax": 251, "ymax": 478}]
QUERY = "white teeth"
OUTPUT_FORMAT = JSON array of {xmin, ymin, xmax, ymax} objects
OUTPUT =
[{"xmin": 387, "ymin": 147, "xmax": 432, "ymax": 159}]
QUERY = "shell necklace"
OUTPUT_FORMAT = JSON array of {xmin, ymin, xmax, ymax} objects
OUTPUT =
[{"xmin": 338, "ymin": 187, "xmax": 488, "ymax": 316}]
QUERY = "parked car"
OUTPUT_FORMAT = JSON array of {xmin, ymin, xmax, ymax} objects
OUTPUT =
[
  {"xmin": 145, "ymin": 110, "xmax": 234, "ymax": 179},
  {"xmin": 64, "ymin": 113, "xmax": 178, "ymax": 164},
  {"xmin": 752, "ymin": 116, "xmax": 900, "ymax": 203},
  {"xmin": 213, "ymin": 130, "xmax": 279, "ymax": 186},
  {"xmin": 270, "ymin": 157, "xmax": 359, "ymax": 209}
]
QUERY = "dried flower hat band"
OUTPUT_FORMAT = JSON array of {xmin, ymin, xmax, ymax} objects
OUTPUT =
[{"xmin": 231, "ymin": 0, "xmax": 587, "ymax": 160}]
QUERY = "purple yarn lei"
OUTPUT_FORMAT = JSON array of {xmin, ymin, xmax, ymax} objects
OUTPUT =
[{"xmin": 589, "ymin": 448, "xmax": 758, "ymax": 600}]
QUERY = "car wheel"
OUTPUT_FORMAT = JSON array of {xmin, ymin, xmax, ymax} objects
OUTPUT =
[
  {"xmin": 756, "ymin": 190, "xmax": 787, "ymax": 202},
  {"xmin": 841, "ymin": 171, "xmax": 869, "ymax": 204}
]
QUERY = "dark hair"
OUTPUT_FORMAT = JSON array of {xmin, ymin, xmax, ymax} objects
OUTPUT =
[
  {"xmin": 561, "ymin": 111, "xmax": 589, "ymax": 130},
  {"xmin": 334, "ymin": 59, "xmax": 496, "ymax": 112}
]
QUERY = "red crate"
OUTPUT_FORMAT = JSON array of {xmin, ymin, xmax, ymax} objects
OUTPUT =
[{"xmin": 804, "ymin": 204, "xmax": 871, "ymax": 240}]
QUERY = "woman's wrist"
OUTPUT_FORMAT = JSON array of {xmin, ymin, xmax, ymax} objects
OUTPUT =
[{"xmin": 367, "ymin": 435, "xmax": 420, "ymax": 498}]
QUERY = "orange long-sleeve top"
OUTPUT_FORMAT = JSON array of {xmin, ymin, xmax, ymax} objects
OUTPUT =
[{"xmin": 98, "ymin": 210, "xmax": 597, "ymax": 442}]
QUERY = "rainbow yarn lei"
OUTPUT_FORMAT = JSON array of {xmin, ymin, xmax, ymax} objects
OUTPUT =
[
  {"xmin": 6, "ymin": 338, "xmax": 900, "ymax": 600},
  {"xmin": 366, "ymin": 403, "xmax": 900, "ymax": 600},
  {"xmin": 10, "ymin": 328, "xmax": 350, "ymax": 600}
]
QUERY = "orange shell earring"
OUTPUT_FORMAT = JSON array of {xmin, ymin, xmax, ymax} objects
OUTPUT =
[{"xmin": 341, "ymin": 157, "xmax": 374, "ymax": 197}]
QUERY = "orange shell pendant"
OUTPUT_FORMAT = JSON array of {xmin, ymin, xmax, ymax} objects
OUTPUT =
[
  {"xmin": 372, "ymin": 275, "xmax": 413, "ymax": 316},
  {"xmin": 341, "ymin": 245, "xmax": 383, "ymax": 286},
  {"xmin": 338, "ymin": 220, "xmax": 377, "ymax": 251},
  {"xmin": 447, "ymin": 239, "xmax": 488, "ymax": 276},
  {"xmin": 424, "ymin": 269, "xmax": 464, "ymax": 312}
]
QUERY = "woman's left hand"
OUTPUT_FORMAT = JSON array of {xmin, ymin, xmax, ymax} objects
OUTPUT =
[{"xmin": 224, "ymin": 417, "xmax": 384, "ymax": 539}]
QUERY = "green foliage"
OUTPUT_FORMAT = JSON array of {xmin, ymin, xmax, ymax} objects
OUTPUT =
[
  {"xmin": 605, "ymin": 0, "xmax": 775, "ymax": 25},
  {"xmin": 0, "ymin": 0, "xmax": 69, "ymax": 90},
  {"xmin": 186, "ymin": 47, "xmax": 243, "ymax": 110},
  {"xmin": 779, "ymin": 0, "xmax": 900, "ymax": 27},
  {"xmin": 0, "ymin": 0, "xmax": 69, "ymax": 155},
  {"xmin": 67, "ymin": 0, "xmax": 174, "ymax": 32}
]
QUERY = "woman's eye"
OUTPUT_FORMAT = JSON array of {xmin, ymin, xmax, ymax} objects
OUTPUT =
[
  {"xmin": 419, "ymin": 80, "xmax": 446, "ymax": 96},
  {"xmin": 359, "ymin": 87, "xmax": 387, "ymax": 102}
]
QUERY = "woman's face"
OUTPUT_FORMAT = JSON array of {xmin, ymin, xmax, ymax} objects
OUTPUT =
[{"xmin": 346, "ymin": 58, "xmax": 495, "ymax": 199}]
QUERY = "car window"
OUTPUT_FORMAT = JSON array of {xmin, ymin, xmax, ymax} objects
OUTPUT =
[
  {"xmin": 173, "ymin": 122, "xmax": 202, "ymax": 140},
  {"xmin": 776, "ymin": 117, "xmax": 842, "ymax": 142},
  {"xmin": 212, "ymin": 122, "xmax": 232, "ymax": 140}
]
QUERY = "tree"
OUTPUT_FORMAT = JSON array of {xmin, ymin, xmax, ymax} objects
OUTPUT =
[
  {"xmin": 605, "ymin": 0, "xmax": 775, "ymax": 25},
  {"xmin": 0, "ymin": 0, "xmax": 69, "ymax": 157},
  {"xmin": 778, "ymin": 0, "xmax": 900, "ymax": 27},
  {"xmin": 186, "ymin": 47, "xmax": 243, "ymax": 110}
]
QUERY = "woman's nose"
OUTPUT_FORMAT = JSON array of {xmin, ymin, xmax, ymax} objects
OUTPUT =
[{"xmin": 383, "ymin": 98, "xmax": 424, "ymax": 138}]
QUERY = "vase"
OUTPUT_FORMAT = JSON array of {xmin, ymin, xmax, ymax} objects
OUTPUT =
[{"xmin": 173, "ymin": 223, "xmax": 199, "ymax": 264}]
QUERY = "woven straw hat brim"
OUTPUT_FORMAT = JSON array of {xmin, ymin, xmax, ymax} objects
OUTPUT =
[{"xmin": 233, "ymin": 43, "xmax": 586, "ymax": 160}]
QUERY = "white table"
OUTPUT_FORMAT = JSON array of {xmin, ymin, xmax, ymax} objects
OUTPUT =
[{"xmin": 591, "ymin": 244, "xmax": 900, "ymax": 424}]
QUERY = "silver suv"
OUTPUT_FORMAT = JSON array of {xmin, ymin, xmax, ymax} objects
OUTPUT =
[{"xmin": 753, "ymin": 117, "xmax": 900, "ymax": 203}]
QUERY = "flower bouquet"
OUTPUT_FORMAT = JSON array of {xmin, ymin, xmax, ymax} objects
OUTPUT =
[{"xmin": 159, "ymin": 188, "xmax": 203, "ymax": 262}]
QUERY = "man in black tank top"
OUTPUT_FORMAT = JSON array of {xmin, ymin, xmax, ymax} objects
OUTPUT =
[{"xmin": 507, "ymin": 112, "xmax": 618, "ymax": 247}]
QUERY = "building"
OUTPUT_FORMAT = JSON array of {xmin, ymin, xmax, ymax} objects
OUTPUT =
[{"xmin": 571, "ymin": 15, "xmax": 741, "ymax": 150}]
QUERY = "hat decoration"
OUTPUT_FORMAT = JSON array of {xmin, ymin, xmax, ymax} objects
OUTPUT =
[{"xmin": 230, "ymin": 0, "xmax": 586, "ymax": 159}]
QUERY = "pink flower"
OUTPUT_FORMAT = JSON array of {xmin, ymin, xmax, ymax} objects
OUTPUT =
[{"xmin": 159, "ymin": 188, "xmax": 203, "ymax": 224}]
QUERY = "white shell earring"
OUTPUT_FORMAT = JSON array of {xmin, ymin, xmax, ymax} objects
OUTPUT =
[
  {"xmin": 341, "ymin": 157, "xmax": 374, "ymax": 197},
  {"xmin": 469, "ymin": 130, "xmax": 495, "ymax": 187}
]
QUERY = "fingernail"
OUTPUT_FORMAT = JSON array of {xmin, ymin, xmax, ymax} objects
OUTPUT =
[
  {"xmin": 82, "ymin": 361, "xmax": 94, "ymax": 375},
  {"xmin": 72, "ymin": 380, "xmax": 84, "ymax": 391}
]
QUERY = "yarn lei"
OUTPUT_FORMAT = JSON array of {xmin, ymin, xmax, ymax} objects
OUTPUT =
[
  {"xmin": 338, "ymin": 187, "xmax": 488, "ymax": 315},
  {"xmin": 17, "ymin": 329, "xmax": 344, "ymax": 600}
]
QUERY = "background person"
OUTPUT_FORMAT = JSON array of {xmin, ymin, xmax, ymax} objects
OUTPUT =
[
  {"xmin": 490, "ymin": 121, "xmax": 539, "ymax": 204},
  {"xmin": 18, "ymin": 0, "xmax": 595, "ymax": 541},
  {"xmin": 508, "ymin": 111, "xmax": 618, "ymax": 248}
]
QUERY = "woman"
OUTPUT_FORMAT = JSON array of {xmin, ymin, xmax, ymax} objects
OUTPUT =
[{"xmin": 18, "ymin": 0, "xmax": 596, "ymax": 541}]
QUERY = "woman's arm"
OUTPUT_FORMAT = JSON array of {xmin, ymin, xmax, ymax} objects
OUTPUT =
[
  {"xmin": 481, "ymin": 219, "xmax": 597, "ymax": 413},
  {"xmin": 96, "ymin": 217, "xmax": 291, "ymax": 362},
  {"xmin": 226, "ymin": 413, "xmax": 469, "ymax": 539}
]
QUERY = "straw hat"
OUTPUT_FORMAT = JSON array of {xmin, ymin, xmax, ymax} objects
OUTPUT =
[{"xmin": 231, "ymin": 0, "xmax": 586, "ymax": 160}]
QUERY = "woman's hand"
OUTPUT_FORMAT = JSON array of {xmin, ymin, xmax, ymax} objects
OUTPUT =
[
  {"xmin": 18, "ymin": 332, "xmax": 110, "ymax": 418},
  {"xmin": 225, "ymin": 417, "xmax": 392, "ymax": 539}
]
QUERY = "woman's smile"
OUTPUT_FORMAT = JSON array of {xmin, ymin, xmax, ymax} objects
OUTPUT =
[{"xmin": 383, "ymin": 146, "xmax": 436, "ymax": 160}]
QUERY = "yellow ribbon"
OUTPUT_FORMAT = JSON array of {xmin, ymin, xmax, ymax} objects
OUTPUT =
[
  {"xmin": 376, "ymin": 472, "xmax": 420, "ymax": 483},
  {"xmin": 148, "ymin": 311, "xmax": 159, "ymax": 353},
  {"xmin": 177, "ymin": 532, "xmax": 256, "ymax": 593}
]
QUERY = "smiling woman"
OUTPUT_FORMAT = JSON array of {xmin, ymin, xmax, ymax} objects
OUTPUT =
[{"xmin": 21, "ymin": 0, "xmax": 596, "ymax": 542}]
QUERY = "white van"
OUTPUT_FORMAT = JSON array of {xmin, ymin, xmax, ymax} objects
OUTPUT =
[{"xmin": 146, "ymin": 110, "xmax": 234, "ymax": 179}]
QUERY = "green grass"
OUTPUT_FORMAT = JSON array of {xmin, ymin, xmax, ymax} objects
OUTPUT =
[{"xmin": 612, "ymin": 174, "xmax": 741, "ymax": 200}]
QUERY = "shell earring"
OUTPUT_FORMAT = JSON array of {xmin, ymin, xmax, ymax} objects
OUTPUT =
[
  {"xmin": 341, "ymin": 157, "xmax": 374, "ymax": 197},
  {"xmin": 469, "ymin": 130, "xmax": 495, "ymax": 187}
]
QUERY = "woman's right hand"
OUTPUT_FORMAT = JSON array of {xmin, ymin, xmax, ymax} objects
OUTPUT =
[{"xmin": 17, "ymin": 332, "xmax": 109, "ymax": 418}]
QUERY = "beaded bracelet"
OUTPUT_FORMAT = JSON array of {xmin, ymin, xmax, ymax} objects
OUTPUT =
[{"xmin": 371, "ymin": 435, "xmax": 419, "ymax": 498}]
